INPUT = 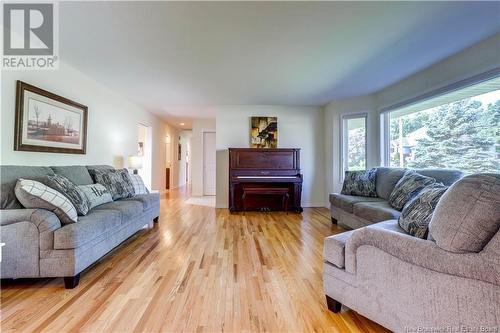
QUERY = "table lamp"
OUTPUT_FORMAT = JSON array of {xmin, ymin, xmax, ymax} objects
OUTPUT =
[{"xmin": 128, "ymin": 155, "xmax": 143, "ymax": 174}]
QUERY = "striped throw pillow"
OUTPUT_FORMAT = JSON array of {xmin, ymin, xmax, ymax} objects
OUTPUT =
[{"xmin": 128, "ymin": 174, "xmax": 149, "ymax": 195}]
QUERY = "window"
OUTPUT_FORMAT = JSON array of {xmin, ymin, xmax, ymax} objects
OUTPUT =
[
  {"xmin": 342, "ymin": 114, "xmax": 367, "ymax": 172},
  {"xmin": 384, "ymin": 78, "xmax": 499, "ymax": 174}
]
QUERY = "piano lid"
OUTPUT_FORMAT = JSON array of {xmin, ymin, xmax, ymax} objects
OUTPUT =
[{"xmin": 229, "ymin": 148, "xmax": 301, "ymax": 176}]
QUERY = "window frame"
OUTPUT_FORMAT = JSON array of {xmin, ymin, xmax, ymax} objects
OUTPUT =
[
  {"xmin": 380, "ymin": 68, "xmax": 500, "ymax": 168},
  {"xmin": 340, "ymin": 113, "xmax": 368, "ymax": 178}
]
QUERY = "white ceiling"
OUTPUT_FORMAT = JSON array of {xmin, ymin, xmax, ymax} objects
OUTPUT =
[{"xmin": 60, "ymin": 1, "xmax": 500, "ymax": 124}]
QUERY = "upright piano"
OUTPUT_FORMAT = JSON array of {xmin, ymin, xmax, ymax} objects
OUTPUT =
[{"xmin": 228, "ymin": 148, "xmax": 303, "ymax": 212}]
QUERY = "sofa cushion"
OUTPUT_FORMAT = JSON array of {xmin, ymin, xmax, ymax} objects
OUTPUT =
[
  {"xmin": 14, "ymin": 179, "xmax": 78, "ymax": 224},
  {"xmin": 45, "ymin": 174, "xmax": 90, "ymax": 216},
  {"xmin": 86, "ymin": 165, "xmax": 114, "ymax": 171},
  {"xmin": 323, "ymin": 230, "xmax": 355, "ymax": 268},
  {"xmin": 123, "ymin": 193, "xmax": 160, "ymax": 210},
  {"xmin": 88, "ymin": 168, "xmax": 135, "ymax": 200},
  {"xmin": 353, "ymin": 201, "xmax": 401, "ymax": 223},
  {"xmin": 93, "ymin": 200, "xmax": 144, "ymax": 220},
  {"xmin": 50, "ymin": 165, "xmax": 94, "ymax": 185},
  {"xmin": 388, "ymin": 171, "xmax": 436, "ymax": 210},
  {"xmin": 429, "ymin": 174, "xmax": 500, "ymax": 253},
  {"xmin": 1, "ymin": 165, "xmax": 55, "ymax": 209},
  {"xmin": 372, "ymin": 219, "xmax": 407, "ymax": 234},
  {"xmin": 54, "ymin": 209, "xmax": 122, "ymax": 249},
  {"xmin": 329, "ymin": 194, "xmax": 384, "ymax": 213},
  {"xmin": 375, "ymin": 167, "xmax": 406, "ymax": 200},
  {"xmin": 398, "ymin": 184, "xmax": 448, "ymax": 238},
  {"xmin": 341, "ymin": 168, "xmax": 378, "ymax": 197}
]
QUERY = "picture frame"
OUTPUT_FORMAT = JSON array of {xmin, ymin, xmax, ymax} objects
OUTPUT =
[
  {"xmin": 250, "ymin": 116, "xmax": 278, "ymax": 148},
  {"xmin": 14, "ymin": 80, "xmax": 88, "ymax": 154}
]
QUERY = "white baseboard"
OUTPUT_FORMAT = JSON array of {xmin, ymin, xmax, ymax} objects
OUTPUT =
[{"xmin": 302, "ymin": 202, "xmax": 328, "ymax": 208}]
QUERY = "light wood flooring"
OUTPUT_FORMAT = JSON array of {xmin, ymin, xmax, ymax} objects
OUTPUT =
[{"xmin": 1, "ymin": 187, "xmax": 389, "ymax": 333}]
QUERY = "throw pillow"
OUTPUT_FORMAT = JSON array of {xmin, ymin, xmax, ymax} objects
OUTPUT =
[
  {"xmin": 14, "ymin": 178, "xmax": 78, "ymax": 224},
  {"xmin": 341, "ymin": 168, "xmax": 378, "ymax": 197},
  {"xmin": 398, "ymin": 184, "xmax": 448, "ymax": 238},
  {"xmin": 46, "ymin": 174, "xmax": 90, "ymax": 216},
  {"xmin": 88, "ymin": 168, "xmax": 135, "ymax": 200},
  {"xmin": 388, "ymin": 171, "xmax": 436, "ymax": 211},
  {"xmin": 128, "ymin": 173, "xmax": 149, "ymax": 195},
  {"xmin": 78, "ymin": 183, "xmax": 113, "ymax": 210},
  {"xmin": 429, "ymin": 173, "xmax": 500, "ymax": 253}
]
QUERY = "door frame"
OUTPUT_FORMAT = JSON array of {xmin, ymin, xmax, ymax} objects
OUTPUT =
[{"xmin": 202, "ymin": 130, "xmax": 216, "ymax": 196}]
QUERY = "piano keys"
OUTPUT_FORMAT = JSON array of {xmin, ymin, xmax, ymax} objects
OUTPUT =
[{"xmin": 228, "ymin": 148, "xmax": 303, "ymax": 212}]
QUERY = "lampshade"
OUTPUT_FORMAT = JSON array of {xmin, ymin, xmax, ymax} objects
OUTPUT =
[{"xmin": 128, "ymin": 155, "xmax": 143, "ymax": 169}]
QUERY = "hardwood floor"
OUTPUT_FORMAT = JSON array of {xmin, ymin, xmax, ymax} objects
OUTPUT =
[{"xmin": 1, "ymin": 188, "xmax": 389, "ymax": 333}]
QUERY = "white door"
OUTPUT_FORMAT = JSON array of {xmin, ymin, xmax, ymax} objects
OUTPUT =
[{"xmin": 203, "ymin": 132, "xmax": 216, "ymax": 196}]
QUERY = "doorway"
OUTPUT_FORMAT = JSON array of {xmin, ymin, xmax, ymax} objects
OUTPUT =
[
  {"xmin": 137, "ymin": 124, "xmax": 152, "ymax": 190},
  {"xmin": 203, "ymin": 131, "xmax": 216, "ymax": 196}
]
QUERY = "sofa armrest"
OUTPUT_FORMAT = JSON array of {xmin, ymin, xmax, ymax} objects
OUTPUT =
[
  {"xmin": 1, "ymin": 209, "xmax": 61, "ymax": 232},
  {"xmin": 345, "ymin": 222, "xmax": 500, "ymax": 286}
]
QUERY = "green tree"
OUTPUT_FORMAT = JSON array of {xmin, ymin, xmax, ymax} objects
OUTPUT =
[
  {"xmin": 408, "ymin": 99, "xmax": 499, "ymax": 173},
  {"xmin": 390, "ymin": 111, "xmax": 430, "ymax": 141},
  {"xmin": 390, "ymin": 111, "xmax": 430, "ymax": 166},
  {"xmin": 347, "ymin": 127, "xmax": 366, "ymax": 170}
]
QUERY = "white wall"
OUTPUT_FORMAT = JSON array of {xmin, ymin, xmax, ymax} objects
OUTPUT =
[
  {"xmin": 216, "ymin": 105, "xmax": 325, "ymax": 208},
  {"xmin": 191, "ymin": 118, "xmax": 216, "ymax": 196},
  {"xmin": 376, "ymin": 33, "xmax": 500, "ymax": 111},
  {"xmin": 323, "ymin": 95, "xmax": 378, "ymax": 199},
  {"xmin": 1, "ymin": 61, "xmax": 169, "ymax": 191}
]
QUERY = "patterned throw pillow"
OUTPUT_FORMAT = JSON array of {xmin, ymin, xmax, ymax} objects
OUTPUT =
[
  {"xmin": 341, "ymin": 168, "xmax": 378, "ymax": 197},
  {"xmin": 388, "ymin": 171, "xmax": 436, "ymax": 211},
  {"xmin": 398, "ymin": 184, "xmax": 448, "ymax": 238},
  {"xmin": 88, "ymin": 168, "xmax": 135, "ymax": 200},
  {"xmin": 128, "ymin": 174, "xmax": 149, "ymax": 195},
  {"xmin": 46, "ymin": 174, "xmax": 90, "ymax": 216},
  {"xmin": 78, "ymin": 184, "xmax": 113, "ymax": 209},
  {"xmin": 14, "ymin": 178, "xmax": 78, "ymax": 224}
]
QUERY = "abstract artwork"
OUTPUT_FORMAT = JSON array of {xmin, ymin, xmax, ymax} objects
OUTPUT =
[
  {"xmin": 15, "ymin": 81, "xmax": 88, "ymax": 154},
  {"xmin": 250, "ymin": 117, "xmax": 277, "ymax": 148}
]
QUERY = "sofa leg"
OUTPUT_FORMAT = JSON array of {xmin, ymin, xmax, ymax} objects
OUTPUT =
[
  {"xmin": 326, "ymin": 295, "xmax": 342, "ymax": 313},
  {"xmin": 64, "ymin": 274, "xmax": 80, "ymax": 289},
  {"xmin": 153, "ymin": 216, "xmax": 159, "ymax": 223},
  {"xmin": 331, "ymin": 217, "xmax": 338, "ymax": 224}
]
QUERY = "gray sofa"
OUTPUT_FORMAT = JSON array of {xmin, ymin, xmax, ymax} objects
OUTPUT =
[
  {"xmin": 324, "ymin": 172, "xmax": 500, "ymax": 331},
  {"xmin": 330, "ymin": 167, "xmax": 463, "ymax": 229},
  {"xmin": 0, "ymin": 165, "xmax": 160, "ymax": 288}
]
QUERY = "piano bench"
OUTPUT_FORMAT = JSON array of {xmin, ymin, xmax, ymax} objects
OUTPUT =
[{"xmin": 242, "ymin": 187, "xmax": 290, "ymax": 212}]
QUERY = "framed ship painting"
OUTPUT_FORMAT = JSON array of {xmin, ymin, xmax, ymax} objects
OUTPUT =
[
  {"xmin": 14, "ymin": 81, "xmax": 88, "ymax": 154},
  {"xmin": 250, "ymin": 116, "xmax": 277, "ymax": 148}
]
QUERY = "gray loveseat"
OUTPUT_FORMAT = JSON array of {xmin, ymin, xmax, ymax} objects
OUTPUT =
[
  {"xmin": 330, "ymin": 167, "xmax": 463, "ymax": 229},
  {"xmin": 0, "ymin": 165, "xmax": 160, "ymax": 288},
  {"xmin": 324, "ymin": 172, "xmax": 500, "ymax": 331}
]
